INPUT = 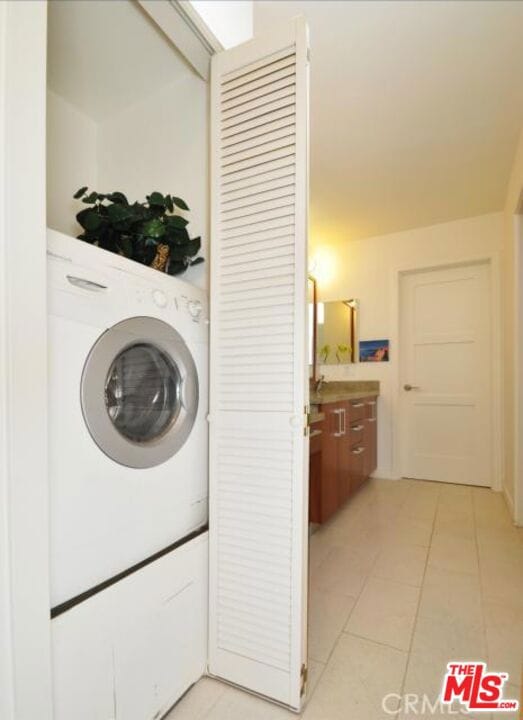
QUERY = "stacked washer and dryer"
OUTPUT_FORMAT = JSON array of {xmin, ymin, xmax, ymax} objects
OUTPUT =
[{"xmin": 47, "ymin": 228, "xmax": 209, "ymax": 720}]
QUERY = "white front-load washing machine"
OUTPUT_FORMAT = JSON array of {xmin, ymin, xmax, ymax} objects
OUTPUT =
[{"xmin": 47, "ymin": 229, "xmax": 209, "ymax": 608}]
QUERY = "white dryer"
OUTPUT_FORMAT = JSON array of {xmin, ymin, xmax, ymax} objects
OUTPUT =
[{"xmin": 47, "ymin": 229, "xmax": 209, "ymax": 608}]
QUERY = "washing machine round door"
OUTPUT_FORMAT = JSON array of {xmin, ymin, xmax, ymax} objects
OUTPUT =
[{"xmin": 81, "ymin": 316, "xmax": 199, "ymax": 468}]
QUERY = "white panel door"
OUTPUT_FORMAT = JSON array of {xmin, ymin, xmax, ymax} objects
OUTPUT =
[
  {"xmin": 208, "ymin": 17, "xmax": 309, "ymax": 710},
  {"xmin": 400, "ymin": 262, "xmax": 492, "ymax": 486}
]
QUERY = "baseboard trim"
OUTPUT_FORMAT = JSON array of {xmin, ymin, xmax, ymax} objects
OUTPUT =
[
  {"xmin": 502, "ymin": 484, "xmax": 516, "ymax": 522},
  {"xmin": 371, "ymin": 469, "xmax": 402, "ymax": 481}
]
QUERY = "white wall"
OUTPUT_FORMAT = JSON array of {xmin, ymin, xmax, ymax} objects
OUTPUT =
[
  {"xmin": 97, "ymin": 73, "xmax": 208, "ymax": 289},
  {"xmin": 0, "ymin": 2, "xmax": 53, "ymax": 718},
  {"xmin": 312, "ymin": 212, "xmax": 504, "ymax": 479},
  {"xmin": 47, "ymin": 90, "xmax": 97, "ymax": 239},
  {"xmin": 47, "ymin": 81, "xmax": 208, "ymax": 291}
]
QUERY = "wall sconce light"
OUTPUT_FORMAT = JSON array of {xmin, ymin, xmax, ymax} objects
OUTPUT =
[
  {"xmin": 317, "ymin": 302, "xmax": 325, "ymax": 324},
  {"xmin": 308, "ymin": 247, "xmax": 336, "ymax": 288}
]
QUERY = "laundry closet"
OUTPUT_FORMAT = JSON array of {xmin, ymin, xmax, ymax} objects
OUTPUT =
[
  {"xmin": 47, "ymin": 3, "xmax": 211, "ymax": 719},
  {"xmin": 44, "ymin": 2, "xmax": 310, "ymax": 719}
]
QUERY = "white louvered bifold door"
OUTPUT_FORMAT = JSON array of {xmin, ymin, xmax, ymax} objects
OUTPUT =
[{"xmin": 208, "ymin": 17, "xmax": 310, "ymax": 711}]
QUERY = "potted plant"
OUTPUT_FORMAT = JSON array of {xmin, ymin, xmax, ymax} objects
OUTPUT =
[{"xmin": 73, "ymin": 187, "xmax": 204, "ymax": 275}]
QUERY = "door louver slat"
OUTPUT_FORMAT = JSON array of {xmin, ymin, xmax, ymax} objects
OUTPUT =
[
  {"xmin": 221, "ymin": 219, "xmax": 294, "ymax": 242},
  {"xmin": 221, "ymin": 97, "xmax": 296, "ymax": 131},
  {"xmin": 221, "ymin": 48, "xmax": 296, "ymax": 85},
  {"xmin": 222, "ymin": 146, "xmax": 296, "ymax": 177},
  {"xmin": 222, "ymin": 65, "xmax": 296, "ymax": 105},
  {"xmin": 222, "ymin": 128, "xmax": 296, "ymax": 160},
  {"xmin": 221, "ymin": 85, "xmax": 296, "ymax": 120},
  {"xmin": 221, "ymin": 226, "xmax": 294, "ymax": 247},
  {"xmin": 222, "ymin": 106, "xmax": 296, "ymax": 140},
  {"xmin": 222, "ymin": 117, "xmax": 296, "ymax": 149},
  {"xmin": 222, "ymin": 184, "xmax": 295, "ymax": 211},
  {"xmin": 222, "ymin": 158, "xmax": 295, "ymax": 187},
  {"xmin": 222, "ymin": 76, "xmax": 296, "ymax": 112},
  {"xmin": 222, "ymin": 52, "xmax": 296, "ymax": 89}
]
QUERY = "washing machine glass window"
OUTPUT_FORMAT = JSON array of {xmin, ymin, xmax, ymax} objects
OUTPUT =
[
  {"xmin": 105, "ymin": 343, "xmax": 181, "ymax": 443},
  {"xmin": 81, "ymin": 317, "xmax": 199, "ymax": 469}
]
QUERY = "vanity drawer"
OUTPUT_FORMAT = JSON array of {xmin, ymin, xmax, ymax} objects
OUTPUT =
[
  {"xmin": 349, "ymin": 443, "xmax": 367, "ymax": 492},
  {"xmin": 348, "ymin": 420, "xmax": 365, "ymax": 447},
  {"xmin": 347, "ymin": 398, "xmax": 367, "ymax": 421}
]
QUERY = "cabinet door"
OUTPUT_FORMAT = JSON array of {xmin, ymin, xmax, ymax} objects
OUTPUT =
[
  {"xmin": 337, "ymin": 403, "xmax": 351, "ymax": 504},
  {"xmin": 309, "ymin": 423, "xmax": 324, "ymax": 524},
  {"xmin": 366, "ymin": 399, "xmax": 378, "ymax": 476},
  {"xmin": 208, "ymin": 18, "xmax": 310, "ymax": 710},
  {"xmin": 320, "ymin": 403, "xmax": 344, "ymax": 521}
]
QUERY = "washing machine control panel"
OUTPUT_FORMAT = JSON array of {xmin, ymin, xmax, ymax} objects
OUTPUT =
[
  {"xmin": 178, "ymin": 295, "xmax": 203, "ymax": 322},
  {"xmin": 132, "ymin": 285, "xmax": 205, "ymax": 324},
  {"xmin": 151, "ymin": 289, "xmax": 168, "ymax": 308},
  {"xmin": 188, "ymin": 299, "xmax": 203, "ymax": 320}
]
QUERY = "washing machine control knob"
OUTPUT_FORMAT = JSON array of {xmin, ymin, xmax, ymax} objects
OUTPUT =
[
  {"xmin": 152, "ymin": 289, "xmax": 168, "ymax": 308},
  {"xmin": 188, "ymin": 300, "xmax": 203, "ymax": 320}
]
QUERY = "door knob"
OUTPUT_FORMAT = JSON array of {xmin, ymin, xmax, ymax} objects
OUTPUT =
[{"xmin": 404, "ymin": 384, "xmax": 420, "ymax": 391}]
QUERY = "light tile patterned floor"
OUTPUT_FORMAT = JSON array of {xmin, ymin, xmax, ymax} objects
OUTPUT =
[{"xmin": 166, "ymin": 479, "xmax": 523, "ymax": 720}]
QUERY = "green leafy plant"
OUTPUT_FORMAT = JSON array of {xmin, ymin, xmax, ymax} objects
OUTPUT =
[
  {"xmin": 319, "ymin": 344, "xmax": 331, "ymax": 363},
  {"xmin": 336, "ymin": 344, "xmax": 350, "ymax": 362},
  {"xmin": 73, "ymin": 187, "xmax": 204, "ymax": 275}
]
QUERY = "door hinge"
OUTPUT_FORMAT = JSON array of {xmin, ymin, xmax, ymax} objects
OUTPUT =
[
  {"xmin": 303, "ymin": 404, "xmax": 310, "ymax": 436},
  {"xmin": 300, "ymin": 663, "xmax": 308, "ymax": 696}
]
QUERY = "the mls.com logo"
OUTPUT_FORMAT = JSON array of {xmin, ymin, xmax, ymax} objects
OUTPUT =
[{"xmin": 442, "ymin": 662, "xmax": 519, "ymax": 713}]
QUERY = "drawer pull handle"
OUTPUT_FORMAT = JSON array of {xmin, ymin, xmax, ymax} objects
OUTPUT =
[
  {"xmin": 351, "ymin": 402, "xmax": 365, "ymax": 408},
  {"xmin": 367, "ymin": 418, "xmax": 376, "ymax": 423},
  {"xmin": 332, "ymin": 408, "xmax": 346, "ymax": 436},
  {"xmin": 367, "ymin": 401, "xmax": 377, "ymax": 406},
  {"xmin": 351, "ymin": 424, "xmax": 364, "ymax": 432},
  {"xmin": 352, "ymin": 446, "xmax": 365, "ymax": 455}
]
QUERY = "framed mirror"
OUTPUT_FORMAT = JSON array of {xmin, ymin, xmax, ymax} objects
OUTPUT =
[
  {"xmin": 315, "ymin": 298, "xmax": 359, "ymax": 366},
  {"xmin": 308, "ymin": 276, "xmax": 317, "ymax": 380}
]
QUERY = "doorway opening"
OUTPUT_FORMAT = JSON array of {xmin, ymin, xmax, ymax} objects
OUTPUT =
[{"xmin": 514, "ymin": 210, "xmax": 523, "ymax": 525}]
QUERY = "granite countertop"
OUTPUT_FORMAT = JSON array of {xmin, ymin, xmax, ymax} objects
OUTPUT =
[{"xmin": 310, "ymin": 380, "xmax": 379, "ymax": 405}]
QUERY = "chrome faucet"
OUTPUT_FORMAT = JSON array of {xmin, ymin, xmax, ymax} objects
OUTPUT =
[{"xmin": 314, "ymin": 374, "xmax": 326, "ymax": 393}]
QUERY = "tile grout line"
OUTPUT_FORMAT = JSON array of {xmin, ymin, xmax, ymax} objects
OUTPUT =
[
  {"xmin": 343, "ymin": 629, "xmax": 411, "ymax": 654},
  {"xmin": 471, "ymin": 488, "xmax": 491, "ymax": 669},
  {"xmin": 392, "ymin": 482, "xmax": 441, "ymax": 719}
]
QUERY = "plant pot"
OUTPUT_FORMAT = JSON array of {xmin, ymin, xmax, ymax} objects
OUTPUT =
[{"xmin": 150, "ymin": 243, "xmax": 170, "ymax": 272}]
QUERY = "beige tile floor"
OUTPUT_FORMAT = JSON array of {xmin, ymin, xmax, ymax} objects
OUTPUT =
[{"xmin": 166, "ymin": 479, "xmax": 523, "ymax": 720}]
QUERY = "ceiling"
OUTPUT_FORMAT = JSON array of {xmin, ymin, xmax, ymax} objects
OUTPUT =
[{"xmin": 254, "ymin": 1, "xmax": 523, "ymax": 244}]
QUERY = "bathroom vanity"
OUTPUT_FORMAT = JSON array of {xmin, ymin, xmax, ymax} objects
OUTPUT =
[{"xmin": 309, "ymin": 381, "xmax": 379, "ymax": 523}]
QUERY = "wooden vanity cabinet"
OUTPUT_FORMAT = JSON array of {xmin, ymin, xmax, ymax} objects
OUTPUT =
[{"xmin": 310, "ymin": 396, "xmax": 378, "ymax": 523}]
